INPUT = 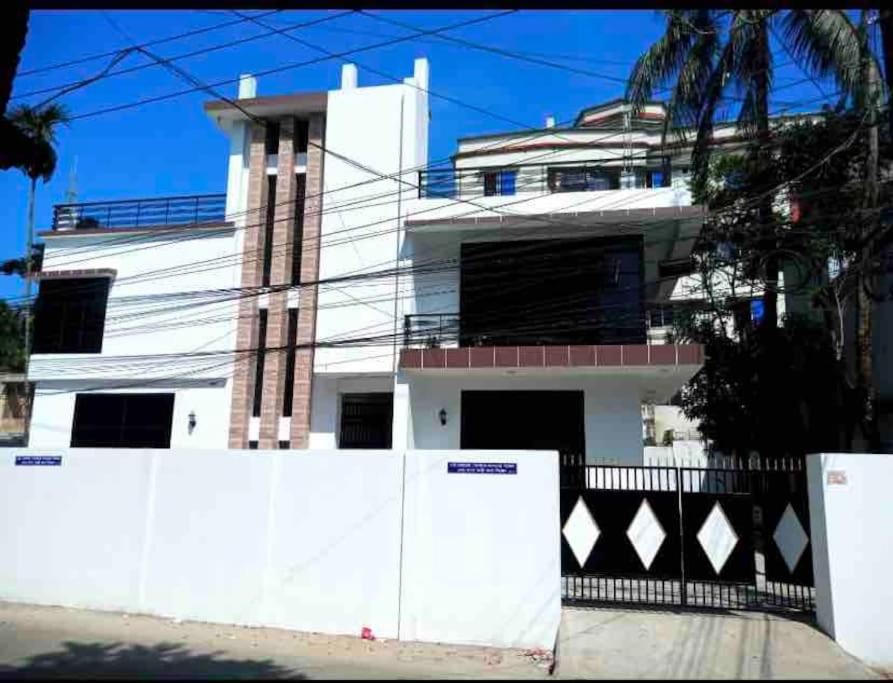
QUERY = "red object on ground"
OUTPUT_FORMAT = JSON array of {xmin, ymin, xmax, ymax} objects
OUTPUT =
[{"xmin": 361, "ymin": 626, "xmax": 375, "ymax": 640}]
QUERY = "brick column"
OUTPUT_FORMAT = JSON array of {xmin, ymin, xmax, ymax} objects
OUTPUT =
[
  {"xmin": 290, "ymin": 114, "xmax": 325, "ymax": 448},
  {"xmin": 227, "ymin": 123, "xmax": 268, "ymax": 448},
  {"xmin": 259, "ymin": 118, "xmax": 296, "ymax": 448}
]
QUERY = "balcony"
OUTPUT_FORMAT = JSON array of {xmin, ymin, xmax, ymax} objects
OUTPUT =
[
  {"xmin": 402, "ymin": 310, "xmax": 681, "ymax": 350},
  {"xmin": 418, "ymin": 161, "xmax": 672, "ymax": 199},
  {"xmin": 52, "ymin": 193, "xmax": 227, "ymax": 232}
]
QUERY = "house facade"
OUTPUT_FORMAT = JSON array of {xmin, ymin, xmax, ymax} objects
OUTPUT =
[{"xmin": 26, "ymin": 60, "xmax": 708, "ymax": 464}]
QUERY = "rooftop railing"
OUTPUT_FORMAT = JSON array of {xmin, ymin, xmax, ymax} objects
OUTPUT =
[
  {"xmin": 52, "ymin": 193, "xmax": 227, "ymax": 231},
  {"xmin": 418, "ymin": 161, "xmax": 673, "ymax": 199}
]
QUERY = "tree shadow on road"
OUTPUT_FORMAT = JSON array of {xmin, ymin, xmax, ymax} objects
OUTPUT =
[{"xmin": 0, "ymin": 640, "xmax": 304, "ymax": 679}]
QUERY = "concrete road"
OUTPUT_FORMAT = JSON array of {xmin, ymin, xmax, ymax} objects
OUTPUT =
[
  {"xmin": 557, "ymin": 605, "xmax": 884, "ymax": 679},
  {"xmin": 0, "ymin": 601, "xmax": 551, "ymax": 680}
]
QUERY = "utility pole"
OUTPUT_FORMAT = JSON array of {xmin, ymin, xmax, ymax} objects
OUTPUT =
[{"xmin": 857, "ymin": 9, "xmax": 881, "ymax": 451}]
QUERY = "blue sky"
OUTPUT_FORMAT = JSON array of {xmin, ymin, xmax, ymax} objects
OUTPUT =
[{"xmin": 0, "ymin": 9, "xmax": 844, "ymax": 302}]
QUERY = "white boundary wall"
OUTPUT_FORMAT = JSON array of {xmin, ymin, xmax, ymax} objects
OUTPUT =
[
  {"xmin": 0, "ymin": 448, "xmax": 559, "ymax": 651},
  {"xmin": 807, "ymin": 452, "xmax": 893, "ymax": 668}
]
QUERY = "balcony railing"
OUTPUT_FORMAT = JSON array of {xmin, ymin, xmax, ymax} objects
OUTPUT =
[
  {"xmin": 418, "ymin": 161, "xmax": 672, "ymax": 199},
  {"xmin": 403, "ymin": 312, "xmax": 662, "ymax": 348},
  {"xmin": 52, "ymin": 193, "xmax": 227, "ymax": 231}
]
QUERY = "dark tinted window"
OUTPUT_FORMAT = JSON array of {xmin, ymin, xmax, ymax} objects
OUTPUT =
[
  {"xmin": 292, "ymin": 173, "xmax": 306, "ymax": 285},
  {"xmin": 460, "ymin": 236, "xmax": 645, "ymax": 346},
  {"xmin": 71, "ymin": 393, "xmax": 174, "ymax": 448},
  {"xmin": 262, "ymin": 175, "xmax": 277, "ymax": 287},
  {"xmin": 252, "ymin": 310, "xmax": 268, "ymax": 418},
  {"xmin": 282, "ymin": 308, "xmax": 298, "ymax": 417},
  {"xmin": 548, "ymin": 167, "xmax": 620, "ymax": 192},
  {"xmin": 265, "ymin": 121, "xmax": 280, "ymax": 155},
  {"xmin": 295, "ymin": 119, "xmax": 309, "ymax": 154},
  {"xmin": 339, "ymin": 393, "xmax": 393, "ymax": 449},
  {"xmin": 33, "ymin": 277, "xmax": 110, "ymax": 354}
]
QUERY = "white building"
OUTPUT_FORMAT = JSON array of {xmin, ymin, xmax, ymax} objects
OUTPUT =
[{"xmin": 26, "ymin": 61, "xmax": 708, "ymax": 464}]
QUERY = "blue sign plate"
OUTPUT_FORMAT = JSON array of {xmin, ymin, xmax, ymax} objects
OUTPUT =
[
  {"xmin": 15, "ymin": 456, "xmax": 62, "ymax": 466},
  {"xmin": 447, "ymin": 462, "xmax": 517, "ymax": 475}
]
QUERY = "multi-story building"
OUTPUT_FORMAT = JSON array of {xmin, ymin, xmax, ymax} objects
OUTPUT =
[{"xmin": 26, "ymin": 61, "xmax": 709, "ymax": 464}]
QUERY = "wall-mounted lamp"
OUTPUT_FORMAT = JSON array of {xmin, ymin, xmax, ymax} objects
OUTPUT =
[
  {"xmin": 438, "ymin": 408, "xmax": 448, "ymax": 426},
  {"xmin": 188, "ymin": 411, "xmax": 197, "ymax": 435}
]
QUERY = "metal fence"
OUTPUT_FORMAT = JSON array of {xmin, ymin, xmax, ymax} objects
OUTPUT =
[
  {"xmin": 52, "ymin": 193, "xmax": 227, "ymax": 231},
  {"xmin": 559, "ymin": 454, "xmax": 814, "ymax": 613}
]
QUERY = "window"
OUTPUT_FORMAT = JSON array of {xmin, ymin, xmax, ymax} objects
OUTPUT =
[
  {"xmin": 295, "ymin": 119, "xmax": 309, "ymax": 155},
  {"xmin": 291, "ymin": 174, "xmax": 306, "ymax": 285},
  {"xmin": 750, "ymin": 299, "xmax": 765, "ymax": 324},
  {"xmin": 33, "ymin": 277, "xmax": 111, "ymax": 354},
  {"xmin": 71, "ymin": 393, "xmax": 174, "ymax": 448},
  {"xmin": 278, "ymin": 440, "xmax": 290, "ymax": 449},
  {"xmin": 252, "ymin": 310, "xmax": 268, "ymax": 418},
  {"xmin": 249, "ymin": 440, "xmax": 259, "ymax": 450},
  {"xmin": 265, "ymin": 121, "xmax": 280, "ymax": 155},
  {"xmin": 262, "ymin": 175, "xmax": 277, "ymax": 287},
  {"xmin": 482, "ymin": 170, "xmax": 517, "ymax": 196},
  {"xmin": 339, "ymin": 393, "xmax": 393, "ymax": 449},
  {"xmin": 548, "ymin": 167, "xmax": 620, "ymax": 192},
  {"xmin": 459, "ymin": 236, "xmax": 645, "ymax": 346},
  {"xmin": 282, "ymin": 308, "xmax": 298, "ymax": 417}
]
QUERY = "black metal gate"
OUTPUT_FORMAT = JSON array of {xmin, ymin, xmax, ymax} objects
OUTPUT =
[{"xmin": 559, "ymin": 456, "xmax": 814, "ymax": 612}]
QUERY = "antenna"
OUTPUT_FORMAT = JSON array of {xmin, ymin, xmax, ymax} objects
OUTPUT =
[{"xmin": 64, "ymin": 156, "xmax": 79, "ymax": 204}]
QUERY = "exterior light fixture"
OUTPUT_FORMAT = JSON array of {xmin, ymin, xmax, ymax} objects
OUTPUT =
[
  {"xmin": 188, "ymin": 411, "xmax": 197, "ymax": 434},
  {"xmin": 439, "ymin": 408, "xmax": 447, "ymax": 426}
]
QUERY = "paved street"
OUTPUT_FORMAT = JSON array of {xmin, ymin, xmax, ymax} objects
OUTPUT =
[
  {"xmin": 557, "ymin": 605, "xmax": 884, "ymax": 679},
  {"xmin": 0, "ymin": 600, "xmax": 887, "ymax": 680},
  {"xmin": 0, "ymin": 601, "xmax": 550, "ymax": 680}
]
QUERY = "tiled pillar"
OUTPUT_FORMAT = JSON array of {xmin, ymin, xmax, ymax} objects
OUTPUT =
[
  {"xmin": 259, "ymin": 118, "xmax": 296, "ymax": 448},
  {"xmin": 227, "ymin": 123, "xmax": 268, "ymax": 448},
  {"xmin": 290, "ymin": 114, "xmax": 325, "ymax": 448}
]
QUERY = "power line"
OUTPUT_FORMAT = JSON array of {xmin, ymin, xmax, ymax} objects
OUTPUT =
[
  {"xmin": 15, "ymin": 9, "xmax": 283, "ymax": 77},
  {"xmin": 66, "ymin": 11, "xmax": 517, "ymax": 122},
  {"xmin": 12, "ymin": 11, "xmax": 356, "ymax": 103}
]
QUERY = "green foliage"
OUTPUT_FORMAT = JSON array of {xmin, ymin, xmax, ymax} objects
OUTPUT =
[
  {"xmin": 675, "ymin": 314, "xmax": 845, "ymax": 458},
  {"xmin": 0, "ymin": 300, "xmax": 25, "ymax": 372}
]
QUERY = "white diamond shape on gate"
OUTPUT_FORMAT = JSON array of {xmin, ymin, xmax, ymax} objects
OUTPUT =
[
  {"xmin": 773, "ymin": 503, "xmax": 809, "ymax": 574},
  {"xmin": 697, "ymin": 501, "xmax": 739, "ymax": 575},
  {"xmin": 626, "ymin": 498, "xmax": 666, "ymax": 570},
  {"xmin": 563, "ymin": 496, "xmax": 600, "ymax": 569}
]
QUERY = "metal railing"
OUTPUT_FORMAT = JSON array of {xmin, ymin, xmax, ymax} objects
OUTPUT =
[
  {"xmin": 403, "ymin": 311, "xmax": 676, "ymax": 348},
  {"xmin": 418, "ymin": 160, "xmax": 672, "ymax": 199},
  {"xmin": 52, "ymin": 193, "xmax": 227, "ymax": 231}
]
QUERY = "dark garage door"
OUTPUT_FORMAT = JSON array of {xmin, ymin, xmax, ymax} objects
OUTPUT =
[
  {"xmin": 460, "ymin": 390, "xmax": 585, "ymax": 455},
  {"xmin": 71, "ymin": 393, "xmax": 176, "ymax": 448}
]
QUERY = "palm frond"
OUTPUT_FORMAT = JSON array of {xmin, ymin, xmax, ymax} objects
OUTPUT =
[
  {"xmin": 7, "ymin": 103, "xmax": 70, "ymax": 181},
  {"xmin": 627, "ymin": 10, "xmax": 716, "ymax": 116},
  {"xmin": 781, "ymin": 10, "xmax": 865, "ymax": 98}
]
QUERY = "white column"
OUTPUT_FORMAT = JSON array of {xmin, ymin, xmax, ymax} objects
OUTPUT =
[{"xmin": 392, "ymin": 372, "xmax": 412, "ymax": 451}]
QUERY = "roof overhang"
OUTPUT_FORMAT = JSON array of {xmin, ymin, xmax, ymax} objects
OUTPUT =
[{"xmin": 204, "ymin": 92, "xmax": 327, "ymax": 130}]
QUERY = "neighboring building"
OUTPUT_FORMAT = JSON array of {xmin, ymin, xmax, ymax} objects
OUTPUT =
[{"xmin": 26, "ymin": 61, "xmax": 709, "ymax": 464}]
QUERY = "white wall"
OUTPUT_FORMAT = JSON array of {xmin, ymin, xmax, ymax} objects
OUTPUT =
[
  {"xmin": 400, "ymin": 450, "xmax": 560, "ymax": 649},
  {"xmin": 0, "ymin": 447, "xmax": 559, "ymax": 651},
  {"xmin": 31, "ymin": 228, "xmax": 242, "ymax": 382},
  {"xmin": 807, "ymin": 452, "xmax": 893, "ymax": 668},
  {"xmin": 28, "ymin": 384, "xmax": 231, "ymax": 450},
  {"xmin": 314, "ymin": 66, "xmax": 428, "ymax": 376},
  {"xmin": 406, "ymin": 373, "xmax": 645, "ymax": 464}
]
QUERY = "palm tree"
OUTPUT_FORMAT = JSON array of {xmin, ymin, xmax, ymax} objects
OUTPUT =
[
  {"xmin": 8, "ymin": 102, "xmax": 69, "ymax": 442},
  {"xmin": 626, "ymin": 10, "xmax": 865, "ymax": 329}
]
